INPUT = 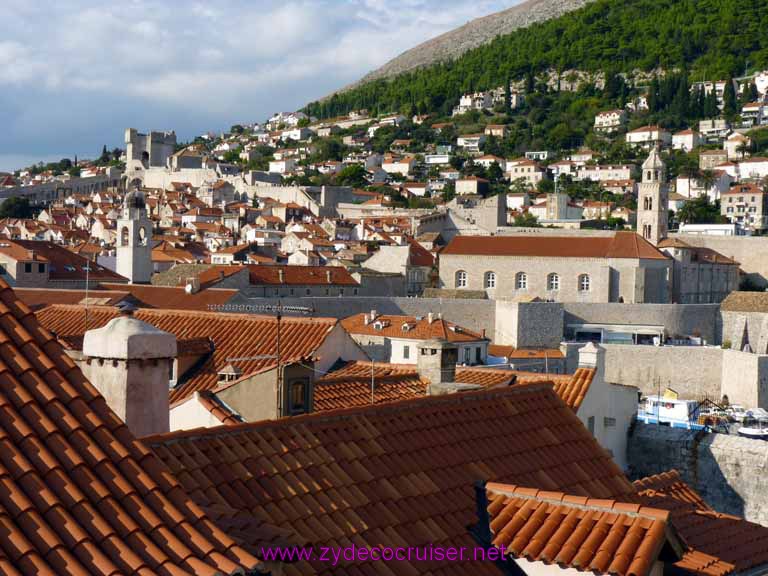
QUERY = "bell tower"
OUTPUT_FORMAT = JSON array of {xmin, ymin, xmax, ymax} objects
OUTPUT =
[
  {"xmin": 116, "ymin": 189, "xmax": 153, "ymax": 283},
  {"xmin": 637, "ymin": 147, "xmax": 668, "ymax": 245}
]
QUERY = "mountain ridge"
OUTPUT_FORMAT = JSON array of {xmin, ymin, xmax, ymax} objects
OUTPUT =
[{"xmin": 339, "ymin": 0, "xmax": 594, "ymax": 93}]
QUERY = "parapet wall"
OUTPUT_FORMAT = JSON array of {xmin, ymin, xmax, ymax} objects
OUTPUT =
[
  {"xmin": 564, "ymin": 302, "xmax": 722, "ymax": 344},
  {"xmin": 628, "ymin": 423, "xmax": 768, "ymax": 526},
  {"xmin": 225, "ymin": 295, "xmax": 498, "ymax": 339}
]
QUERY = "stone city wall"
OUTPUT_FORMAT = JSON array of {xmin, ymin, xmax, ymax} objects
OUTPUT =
[{"xmin": 628, "ymin": 423, "xmax": 768, "ymax": 526}]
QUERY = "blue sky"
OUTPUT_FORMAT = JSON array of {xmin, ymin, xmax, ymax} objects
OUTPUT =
[{"xmin": 0, "ymin": 0, "xmax": 514, "ymax": 172}]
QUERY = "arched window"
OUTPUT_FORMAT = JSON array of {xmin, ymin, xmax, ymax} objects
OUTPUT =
[
  {"xmin": 515, "ymin": 272, "xmax": 528, "ymax": 290},
  {"xmin": 547, "ymin": 273, "xmax": 560, "ymax": 291},
  {"xmin": 484, "ymin": 271, "xmax": 496, "ymax": 289},
  {"xmin": 455, "ymin": 270, "xmax": 467, "ymax": 288},
  {"xmin": 578, "ymin": 274, "xmax": 591, "ymax": 292},
  {"xmin": 120, "ymin": 226, "xmax": 129, "ymax": 246}
]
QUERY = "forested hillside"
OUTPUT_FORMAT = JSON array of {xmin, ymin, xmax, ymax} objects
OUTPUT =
[{"xmin": 306, "ymin": 0, "xmax": 768, "ymax": 120}]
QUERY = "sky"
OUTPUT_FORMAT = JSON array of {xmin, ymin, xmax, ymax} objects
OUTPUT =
[{"xmin": 0, "ymin": 0, "xmax": 515, "ymax": 172}]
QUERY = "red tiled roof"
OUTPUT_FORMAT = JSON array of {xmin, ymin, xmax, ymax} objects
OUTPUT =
[
  {"xmin": 485, "ymin": 483, "xmax": 679, "ymax": 576},
  {"xmin": 145, "ymin": 385, "xmax": 635, "ymax": 575},
  {"xmin": 194, "ymin": 391, "xmax": 243, "ymax": 425},
  {"xmin": 441, "ymin": 232, "xmax": 668, "ymax": 260},
  {"xmin": 314, "ymin": 362, "xmax": 429, "ymax": 411},
  {"xmin": 0, "ymin": 279, "xmax": 261, "ymax": 575},
  {"xmin": 488, "ymin": 345, "xmax": 565, "ymax": 360},
  {"xmin": 342, "ymin": 313, "xmax": 486, "ymax": 342},
  {"xmin": 34, "ymin": 305, "xmax": 339, "ymax": 404},
  {"xmin": 408, "ymin": 238, "xmax": 435, "ymax": 267},
  {"xmin": 248, "ymin": 265, "xmax": 358, "ymax": 286},
  {"xmin": 13, "ymin": 288, "xmax": 130, "ymax": 311},
  {"xmin": 635, "ymin": 470, "xmax": 768, "ymax": 575},
  {"xmin": 0, "ymin": 240, "xmax": 127, "ymax": 281},
  {"xmin": 99, "ymin": 282, "xmax": 238, "ymax": 311}
]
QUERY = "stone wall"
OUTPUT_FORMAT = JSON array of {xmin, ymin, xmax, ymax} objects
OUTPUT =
[
  {"xmin": 564, "ymin": 302, "xmax": 722, "ymax": 344},
  {"xmin": 628, "ymin": 423, "xmax": 768, "ymax": 526},
  {"xmin": 496, "ymin": 301, "xmax": 564, "ymax": 348},
  {"xmin": 225, "ymin": 295, "xmax": 498, "ymax": 340},
  {"xmin": 673, "ymin": 233, "xmax": 768, "ymax": 288}
]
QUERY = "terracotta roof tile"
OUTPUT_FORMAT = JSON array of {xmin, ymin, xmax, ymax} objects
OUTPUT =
[
  {"xmin": 35, "ymin": 304, "xmax": 339, "ymax": 404},
  {"xmin": 342, "ymin": 313, "xmax": 486, "ymax": 343},
  {"xmin": 99, "ymin": 282, "xmax": 238, "ymax": 311},
  {"xmin": 484, "ymin": 482, "xmax": 679, "ymax": 576},
  {"xmin": 635, "ymin": 471, "xmax": 768, "ymax": 575},
  {"xmin": 146, "ymin": 385, "xmax": 635, "ymax": 575},
  {"xmin": 314, "ymin": 362, "xmax": 429, "ymax": 411},
  {"xmin": 248, "ymin": 265, "xmax": 359, "ymax": 286},
  {"xmin": 441, "ymin": 232, "xmax": 668, "ymax": 260},
  {"xmin": 0, "ymin": 278, "xmax": 262, "ymax": 575}
]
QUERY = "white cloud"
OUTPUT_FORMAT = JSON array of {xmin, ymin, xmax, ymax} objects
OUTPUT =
[{"xmin": 0, "ymin": 0, "xmax": 514, "ymax": 164}]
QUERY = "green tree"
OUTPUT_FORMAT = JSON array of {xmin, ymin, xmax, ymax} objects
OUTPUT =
[
  {"xmin": 512, "ymin": 212, "xmax": 540, "ymax": 227},
  {"xmin": 334, "ymin": 164, "xmax": 368, "ymax": 187},
  {"xmin": 723, "ymin": 78, "xmax": 737, "ymax": 118},
  {"xmin": 0, "ymin": 197, "xmax": 34, "ymax": 219}
]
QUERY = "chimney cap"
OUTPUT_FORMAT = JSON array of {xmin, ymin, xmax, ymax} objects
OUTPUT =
[{"xmin": 83, "ymin": 316, "xmax": 177, "ymax": 360}]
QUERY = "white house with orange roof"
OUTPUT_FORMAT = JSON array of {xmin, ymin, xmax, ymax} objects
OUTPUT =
[
  {"xmin": 342, "ymin": 311, "xmax": 490, "ymax": 366},
  {"xmin": 626, "ymin": 125, "xmax": 672, "ymax": 149},
  {"xmin": 594, "ymin": 109, "xmax": 627, "ymax": 132},
  {"xmin": 672, "ymin": 128, "xmax": 704, "ymax": 152}
]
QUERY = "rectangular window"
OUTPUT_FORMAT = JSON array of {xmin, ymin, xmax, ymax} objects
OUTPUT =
[
  {"xmin": 38, "ymin": 263, "xmax": 45, "ymax": 273},
  {"xmin": 587, "ymin": 416, "xmax": 595, "ymax": 434},
  {"xmin": 475, "ymin": 347, "xmax": 481, "ymax": 364},
  {"xmin": 403, "ymin": 345, "xmax": 410, "ymax": 360},
  {"xmin": 24, "ymin": 263, "xmax": 32, "ymax": 274},
  {"xmin": 289, "ymin": 379, "xmax": 309, "ymax": 414},
  {"xmin": 604, "ymin": 417, "xmax": 617, "ymax": 428}
]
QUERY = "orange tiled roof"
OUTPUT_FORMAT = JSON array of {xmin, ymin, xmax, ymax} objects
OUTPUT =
[
  {"xmin": 441, "ymin": 231, "xmax": 668, "ymax": 260},
  {"xmin": 488, "ymin": 345, "xmax": 565, "ymax": 359},
  {"xmin": 342, "ymin": 313, "xmax": 486, "ymax": 342},
  {"xmin": 248, "ymin": 265, "xmax": 358, "ymax": 286},
  {"xmin": 485, "ymin": 483, "xmax": 679, "ymax": 576},
  {"xmin": 98, "ymin": 282, "xmax": 239, "ymax": 311},
  {"xmin": 0, "ymin": 278, "xmax": 261, "ymax": 575},
  {"xmin": 13, "ymin": 288, "xmax": 130, "ymax": 311},
  {"xmin": 635, "ymin": 470, "xmax": 768, "ymax": 575},
  {"xmin": 0, "ymin": 240, "xmax": 127, "ymax": 281},
  {"xmin": 194, "ymin": 391, "xmax": 243, "ymax": 425},
  {"xmin": 145, "ymin": 385, "xmax": 635, "ymax": 575},
  {"xmin": 35, "ymin": 304, "xmax": 340, "ymax": 405},
  {"xmin": 314, "ymin": 362, "xmax": 429, "ymax": 411}
]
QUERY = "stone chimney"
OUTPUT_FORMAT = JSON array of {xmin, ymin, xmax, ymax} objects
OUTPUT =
[
  {"xmin": 427, "ymin": 312, "xmax": 434, "ymax": 324},
  {"xmin": 185, "ymin": 277, "xmax": 200, "ymax": 294},
  {"xmin": 278, "ymin": 268, "xmax": 285, "ymax": 283},
  {"xmin": 82, "ymin": 308, "xmax": 176, "ymax": 437},
  {"xmin": 370, "ymin": 309, "xmax": 377, "ymax": 322},
  {"xmin": 578, "ymin": 342, "xmax": 606, "ymax": 382},
  {"xmin": 417, "ymin": 338, "xmax": 458, "ymax": 389},
  {"xmin": 326, "ymin": 269, "xmax": 332, "ymax": 283}
]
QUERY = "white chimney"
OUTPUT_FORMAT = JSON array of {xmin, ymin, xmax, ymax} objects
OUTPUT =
[
  {"xmin": 278, "ymin": 268, "xmax": 285, "ymax": 283},
  {"xmin": 185, "ymin": 277, "xmax": 200, "ymax": 294},
  {"xmin": 578, "ymin": 342, "xmax": 606, "ymax": 382},
  {"xmin": 370, "ymin": 309, "xmax": 377, "ymax": 323},
  {"xmin": 428, "ymin": 312, "xmax": 434, "ymax": 324},
  {"xmin": 82, "ymin": 310, "xmax": 176, "ymax": 437},
  {"xmin": 326, "ymin": 270, "xmax": 332, "ymax": 283}
]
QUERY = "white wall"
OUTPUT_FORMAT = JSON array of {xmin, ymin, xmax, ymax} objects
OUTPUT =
[
  {"xmin": 314, "ymin": 324, "xmax": 369, "ymax": 373},
  {"xmin": 170, "ymin": 395, "xmax": 226, "ymax": 431}
]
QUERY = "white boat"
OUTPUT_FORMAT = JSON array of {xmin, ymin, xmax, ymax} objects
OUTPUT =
[
  {"xmin": 738, "ymin": 424, "xmax": 768, "ymax": 440},
  {"xmin": 638, "ymin": 396, "xmax": 703, "ymax": 430},
  {"xmin": 727, "ymin": 405, "xmax": 749, "ymax": 422}
]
